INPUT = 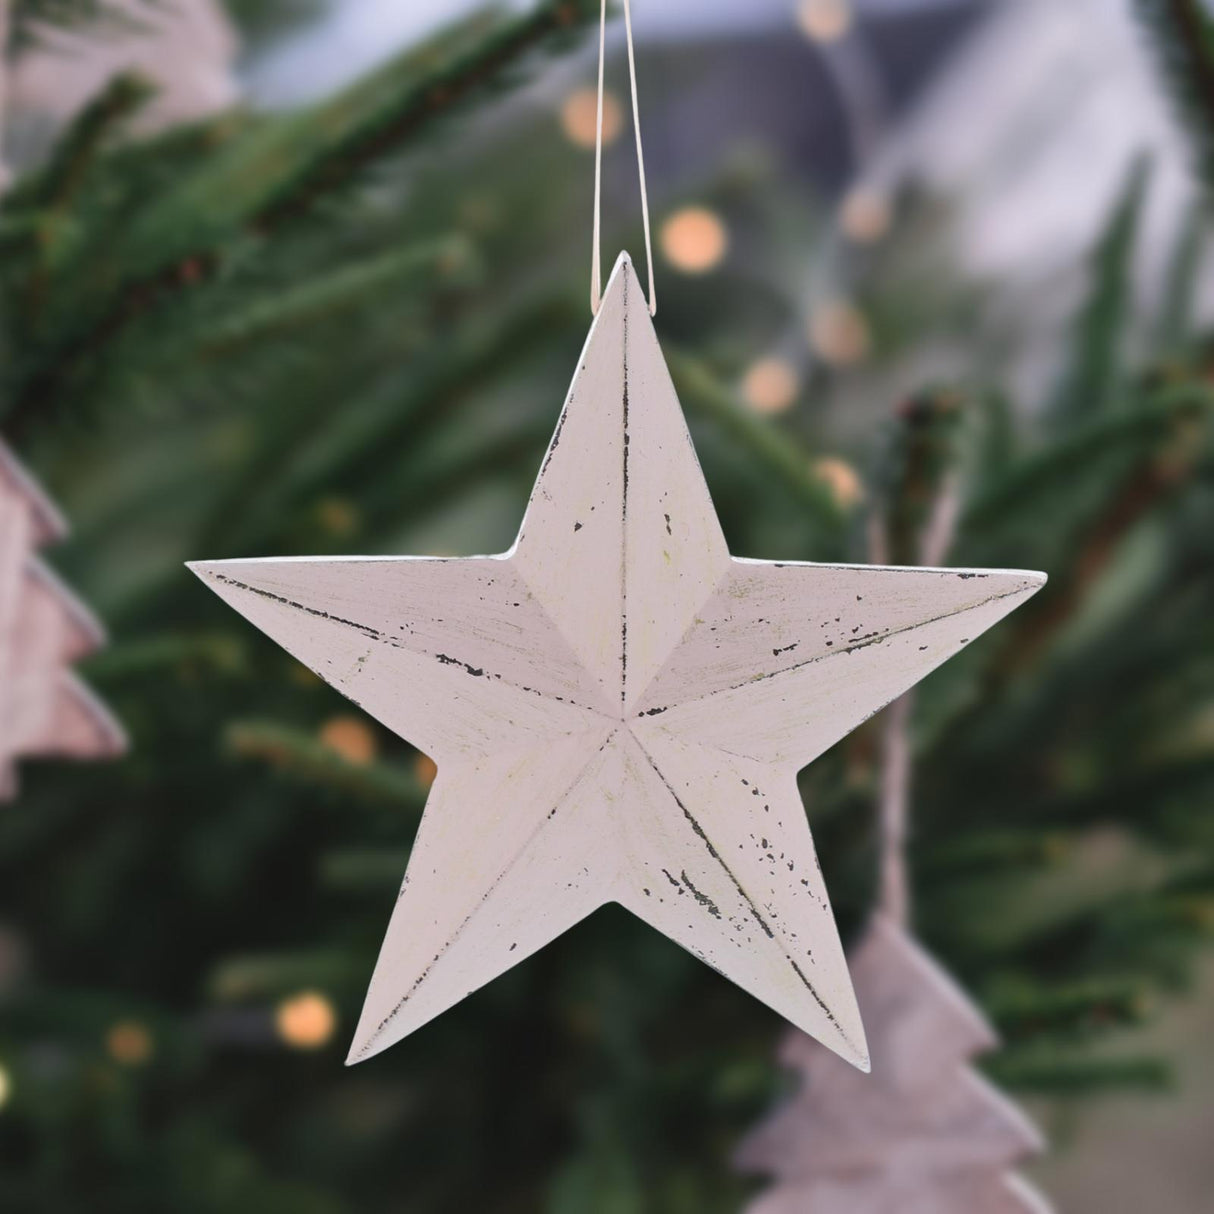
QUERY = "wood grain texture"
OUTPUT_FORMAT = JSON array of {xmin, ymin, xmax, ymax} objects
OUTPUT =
[
  {"xmin": 737, "ymin": 915, "xmax": 1052, "ymax": 1212},
  {"xmin": 191, "ymin": 254, "xmax": 1045, "ymax": 1067}
]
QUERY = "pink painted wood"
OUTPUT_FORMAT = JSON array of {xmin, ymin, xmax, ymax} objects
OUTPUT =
[
  {"xmin": 0, "ymin": 442, "xmax": 125, "ymax": 800},
  {"xmin": 737, "ymin": 916, "xmax": 1052, "ymax": 1212},
  {"xmin": 747, "ymin": 1171, "xmax": 1052, "ymax": 1214}
]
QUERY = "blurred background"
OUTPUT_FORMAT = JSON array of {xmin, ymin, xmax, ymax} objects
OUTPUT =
[{"xmin": 1, "ymin": 0, "xmax": 1213, "ymax": 1210}]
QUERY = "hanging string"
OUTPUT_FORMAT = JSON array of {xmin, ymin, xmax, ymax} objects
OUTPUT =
[
  {"xmin": 592, "ymin": 0, "xmax": 656, "ymax": 317},
  {"xmin": 873, "ymin": 479, "xmax": 961, "ymax": 927}
]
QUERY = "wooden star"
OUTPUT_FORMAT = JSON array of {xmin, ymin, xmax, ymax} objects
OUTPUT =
[{"xmin": 191, "ymin": 254, "xmax": 1044, "ymax": 1067}]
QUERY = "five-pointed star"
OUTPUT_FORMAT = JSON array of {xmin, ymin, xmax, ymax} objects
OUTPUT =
[{"xmin": 191, "ymin": 254, "xmax": 1044, "ymax": 1070}]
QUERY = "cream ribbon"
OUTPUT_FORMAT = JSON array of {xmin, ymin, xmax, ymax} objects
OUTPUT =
[{"xmin": 591, "ymin": 0, "xmax": 656, "ymax": 317}]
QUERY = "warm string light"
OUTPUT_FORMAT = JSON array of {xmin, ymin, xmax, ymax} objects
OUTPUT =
[
  {"xmin": 742, "ymin": 358, "xmax": 800, "ymax": 415},
  {"xmin": 289, "ymin": 662, "xmax": 323, "ymax": 688},
  {"xmin": 107, "ymin": 1020, "xmax": 154, "ymax": 1066},
  {"xmin": 320, "ymin": 716, "xmax": 378, "ymax": 766},
  {"xmin": 809, "ymin": 300, "xmax": 871, "ymax": 367},
  {"xmin": 812, "ymin": 457, "xmax": 865, "ymax": 510},
  {"xmin": 414, "ymin": 752, "xmax": 438, "ymax": 788},
  {"xmin": 315, "ymin": 496, "xmax": 360, "ymax": 538},
  {"xmin": 660, "ymin": 206, "xmax": 729, "ymax": 275},
  {"xmin": 276, "ymin": 991, "xmax": 338, "ymax": 1050},
  {"xmin": 561, "ymin": 86, "xmax": 622, "ymax": 149},
  {"xmin": 796, "ymin": 0, "xmax": 854, "ymax": 44},
  {"xmin": 839, "ymin": 187, "xmax": 892, "ymax": 244}
]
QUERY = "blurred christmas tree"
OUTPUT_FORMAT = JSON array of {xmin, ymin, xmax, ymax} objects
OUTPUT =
[{"xmin": 0, "ymin": 1, "xmax": 1212, "ymax": 1211}]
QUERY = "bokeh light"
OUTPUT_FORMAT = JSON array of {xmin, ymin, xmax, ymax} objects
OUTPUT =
[
  {"xmin": 796, "ymin": 0, "xmax": 854, "ymax": 44},
  {"xmin": 560, "ymin": 87, "xmax": 622, "ymax": 149},
  {"xmin": 107, "ymin": 1020, "xmax": 154, "ymax": 1066},
  {"xmin": 320, "ymin": 716, "xmax": 378, "ymax": 765},
  {"xmin": 812, "ymin": 456, "xmax": 865, "ymax": 509},
  {"xmin": 660, "ymin": 206, "xmax": 729, "ymax": 275},
  {"xmin": 840, "ymin": 187, "xmax": 893, "ymax": 244},
  {"xmin": 315, "ymin": 495, "xmax": 360, "ymax": 537},
  {"xmin": 742, "ymin": 357, "xmax": 800, "ymax": 415},
  {"xmin": 276, "ymin": 991, "xmax": 337, "ymax": 1051},
  {"xmin": 809, "ymin": 300, "xmax": 871, "ymax": 367},
  {"xmin": 415, "ymin": 752, "xmax": 438, "ymax": 788},
  {"xmin": 0, "ymin": 1064, "xmax": 10, "ymax": 1110}
]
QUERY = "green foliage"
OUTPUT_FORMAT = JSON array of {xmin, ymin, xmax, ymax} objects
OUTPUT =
[
  {"xmin": 0, "ymin": 0, "xmax": 600, "ymax": 443},
  {"xmin": 6, "ymin": 1, "xmax": 139, "ymax": 54},
  {"xmin": 223, "ymin": 720, "xmax": 429, "ymax": 812},
  {"xmin": 221, "ymin": 0, "xmax": 323, "ymax": 51},
  {"xmin": 1048, "ymin": 157, "xmax": 1150, "ymax": 426},
  {"xmin": 1155, "ymin": 196, "xmax": 1209, "ymax": 349},
  {"xmin": 0, "ymin": 1, "xmax": 1212, "ymax": 1210},
  {"xmin": 1136, "ymin": 0, "xmax": 1214, "ymax": 188}
]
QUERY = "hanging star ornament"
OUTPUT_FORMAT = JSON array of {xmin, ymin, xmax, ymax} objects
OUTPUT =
[{"xmin": 190, "ymin": 254, "xmax": 1044, "ymax": 1069}]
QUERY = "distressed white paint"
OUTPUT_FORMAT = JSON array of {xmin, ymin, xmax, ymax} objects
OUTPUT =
[
  {"xmin": 738, "ymin": 916, "xmax": 1052, "ymax": 1212},
  {"xmin": 191, "ymin": 253, "xmax": 1044, "ymax": 1068},
  {"xmin": 0, "ymin": 442, "xmax": 124, "ymax": 800}
]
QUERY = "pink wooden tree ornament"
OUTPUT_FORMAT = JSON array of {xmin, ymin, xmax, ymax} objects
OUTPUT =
[
  {"xmin": 0, "ymin": 441, "xmax": 125, "ymax": 800},
  {"xmin": 736, "ymin": 429, "xmax": 1053, "ymax": 1212},
  {"xmin": 737, "ymin": 917, "xmax": 1052, "ymax": 1213}
]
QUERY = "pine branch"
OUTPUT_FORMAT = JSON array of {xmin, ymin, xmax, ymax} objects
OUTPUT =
[
  {"xmin": 870, "ymin": 388, "xmax": 966, "ymax": 565},
  {"xmin": 0, "ymin": 0, "xmax": 598, "ymax": 440},
  {"xmin": 17, "ymin": 73, "xmax": 157, "ymax": 325},
  {"xmin": 250, "ymin": 0, "xmax": 597, "ymax": 230},
  {"xmin": 208, "ymin": 949, "xmax": 366, "ymax": 1002},
  {"xmin": 29, "ymin": 72, "xmax": 156, "ymax": 212},
  {"xmin": 1108, "ymin": 889, "xmax": 1214, "ymax": 950},
  {"xmin": 1048, "ymin": 157, "xmax": 1150, "ymax": 426},
  {"xmin": 114, "ymin": 0, "xmax": 595, "ymax": 264},
  {"xmin": 318, "ymin": 848, "xmax": 413, "ymax": 894},
  {"xmin": 1135, "ymin": 0, "xmax": 1214, "ymax": 189},
  {"xmin": 1155, "ymin": 197, "xmax": 1209, "ymax": 349},
  {"xmin": 666, "ymin": 350, "xmax": 847, "ymax": 535},
  {"xmin": 988, "ymin": 397, "xmax": 1204, "ymax": 674},
  {"xmin": 966, "ymin": 381, "xmax": 1211, "ymax": 528},
  {"xmin": 222, "ymin": 0, "xmax": 323, "ymax": 52},
  {"xmin": 188, "ymin": 235, "xmax": 477, "ymax": 358},
  {"xmin": 919, "ymin": 830, "xmax": 1071, "ymax": 878},
  {"xmin": 1019, "ymin": 756, "xmax": 1214, "ymax": 832},
  {"xmin": 198, "ymin": 293, "xmax": 573, "ymax": 555},
  {"xmin": 224, "ymin": 721, "xmax": 428, "ymax": 811},
  {"xmin": 987, "ymin": 1049, "xmax": 1172, "ymax": 1095},
  {"xmin": 985, "ymin": 976, "xmax": 1152, "ymax": 1041},
  {"xmin": 85, "ymin": 632, "xmax": 249, "ymax": 680}
]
